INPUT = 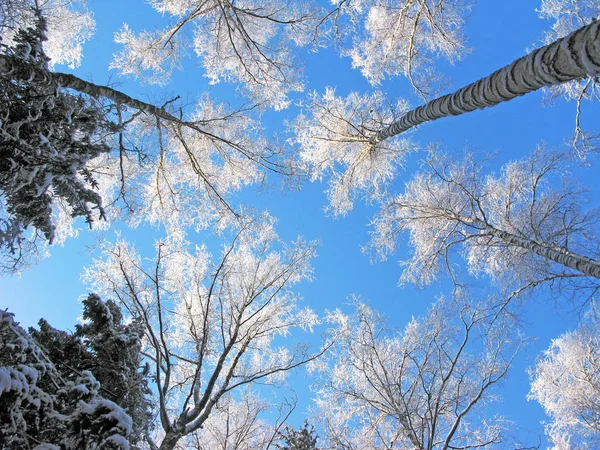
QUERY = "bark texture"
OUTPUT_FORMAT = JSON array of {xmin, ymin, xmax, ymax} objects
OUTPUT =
[
  {"xmin": 158, "ymin": 431, "xmax": 182, "ymax": 450},
  {"xmin": 370, "ymin": 20, "xmax": 600, "ymax": 144},
  {"xmin": 485, "ymin": 224, "xmax": 600, "ymax": 280},
  {"xmin": 0, "ymin": 54, "xmax": 182, "ymax": 122}
]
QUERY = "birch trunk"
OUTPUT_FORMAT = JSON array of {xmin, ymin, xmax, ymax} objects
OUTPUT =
[
  {"xmin": 370, "ymin": 20, "xmax": 600, "ymax": 144},
  {"xmin": 466, "ymin": 218, "xmax": 600, "ymax": 279},
  {"xmin": 0, "ymin": 54, "xmax": 182, "ymax": 123}
]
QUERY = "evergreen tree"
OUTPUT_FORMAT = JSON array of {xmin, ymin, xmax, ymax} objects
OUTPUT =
[
  {"xmin": 0, "ymin": 15, "xmax": 116, "ymax": 273},
  {"xmin": 0, "ymin": 309, "xmax": 133, "ymax": 449},
  {"xmin": 30, "ymin": 294, "xmax": 153, "ymax": 448}
]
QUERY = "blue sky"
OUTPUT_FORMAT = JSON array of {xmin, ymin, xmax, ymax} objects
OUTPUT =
[{"xmin": 2, "ymin": 0, "xmax": 600, "ymax": 446}]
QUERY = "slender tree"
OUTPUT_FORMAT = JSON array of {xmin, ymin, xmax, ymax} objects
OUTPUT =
[
  {"xmin": 537, "ymin": 0, "xmax": 600, "ymax": 156},
  {"xmin": 0, "ymin": 29, "xmax": 288, "ymax": 229},
  {"xmin": 83, "ymin": 216, "xmax": 326, "ymax": 450},
  {"xmin": 528, "ymin": 302, "xmax": 600, "ymax": 449},
  {"xmin": 537, "ymin": 0, "xmax": 600, "ymax": 102},
  {"xmin": 312, "ymin": 295, "xmax": 523, "ymax": 450},
  {"xmin": 368, "ymin": 147, "xmax": 600, "ymax": 295},
  {"xmin": 368, "ymin": 18, "xmax": 600, "ymax": 144}
]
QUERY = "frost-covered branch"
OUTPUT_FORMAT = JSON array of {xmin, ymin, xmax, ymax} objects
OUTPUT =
[
  {"xmin": 368, "ymin": 147, "xmax": 600, "ymax": 297},
  {"xmin": 529, "ymin": 302, "xmax": 600, "ymax": 449},
  {"xmin": 291, "ymin": 89, "xmax": 416, "ymax": 215},
  {"xmin": 327, "ymin": 0, "xmax": 472, "ymax": 96},
  {"xmin": 312, "ymin": 295, "xmax": 523, "ymax": 450},
  {"xmin": 83, "ymin": 216, "xmax": 325, "ymax": 450},
  {"xmin": 112, "ymin": 0, "xmax": 324, "ymax": 109}
]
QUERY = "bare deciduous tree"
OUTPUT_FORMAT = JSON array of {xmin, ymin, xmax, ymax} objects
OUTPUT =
[
  {"xmin": 311, "ymin": 295, "xmax": 523, "ymax": 450},
  {"xmin": 368, "ymin": 147, "xmax": 600, "ymax": 298},
  {"xmin": 111, "ymin": 0, "xmax": 323, "ymax": 110},
  {"xmin": 329, "ymin": 0, "xmax": 473, "ymax": 97},
  {"xmin": 528, "ymin": 302, "xmax": 600, "ymax": 449},
  {"xmin": 83, "ymin": 216, "xmax": 326, "ymax": 450}
]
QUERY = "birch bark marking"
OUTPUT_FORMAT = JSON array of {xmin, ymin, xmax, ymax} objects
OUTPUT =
[
  {"xmin": 0, "ymin": 54, "xmax": 179, "ymax": 121},
  {"xmin": 484, "ymin": 224, "xmax": 600, "ymax": 280},
  {"xmin": 369, "ymin": 20, "xmax": 600, "ymax": 144},
  {"xmin": 458, "ymin": 215, "xmax": 600, "ymax": 279}
]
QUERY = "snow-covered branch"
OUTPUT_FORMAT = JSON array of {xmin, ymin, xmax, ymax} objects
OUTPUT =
[
  {"xmin": 83, "ymin": 216, "xmax": 325, "ymax": 450},
  {"xmin": 368, "ymin": 147, "xmax": 600, "ymax": 296},
  {"xmin": 312, "ymin": 295, "xmax": 523, "ymax": 450}
]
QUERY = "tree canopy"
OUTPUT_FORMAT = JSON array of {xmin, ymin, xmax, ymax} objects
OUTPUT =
[{"xmin": 2, "ymin": 1, "xmax": 600, "ymax": 449}]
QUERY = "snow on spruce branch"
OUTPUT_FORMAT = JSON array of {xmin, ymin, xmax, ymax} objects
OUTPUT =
[
  {"xmin": 0, "ymin": 23, "xmax": 114, "ymax": 273},
  {"xmin": 0, "ymin": 310, "xmax": 133, "ymax": 449}
]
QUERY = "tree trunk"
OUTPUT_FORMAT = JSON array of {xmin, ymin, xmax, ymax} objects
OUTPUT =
[
  {"xmin": 397, "ymin": 412, "xmax": 423, "ymax": 449},
  {"xmin": 0, "ymin": 54, "xmax": 181, "ymax": 122},
  {"xmin": 370, "ymin": 20, "xmax": 600, "ymax": 144},
  {"xmin": 483, "ymin": 223, "xmax": 600, "ymax": 279},
  {"xmin": 158, "ymin": 431, "xmax": 182, "ymax": 450}
]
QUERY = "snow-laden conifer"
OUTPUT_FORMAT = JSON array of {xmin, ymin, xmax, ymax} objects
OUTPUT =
[
  {"xmin": 0, "ymin": 310, "xmax": 133, "ymax": 449},
  {"xmin": 0, "ymin": 19, "xmax": 114, "ymax": 273}
]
